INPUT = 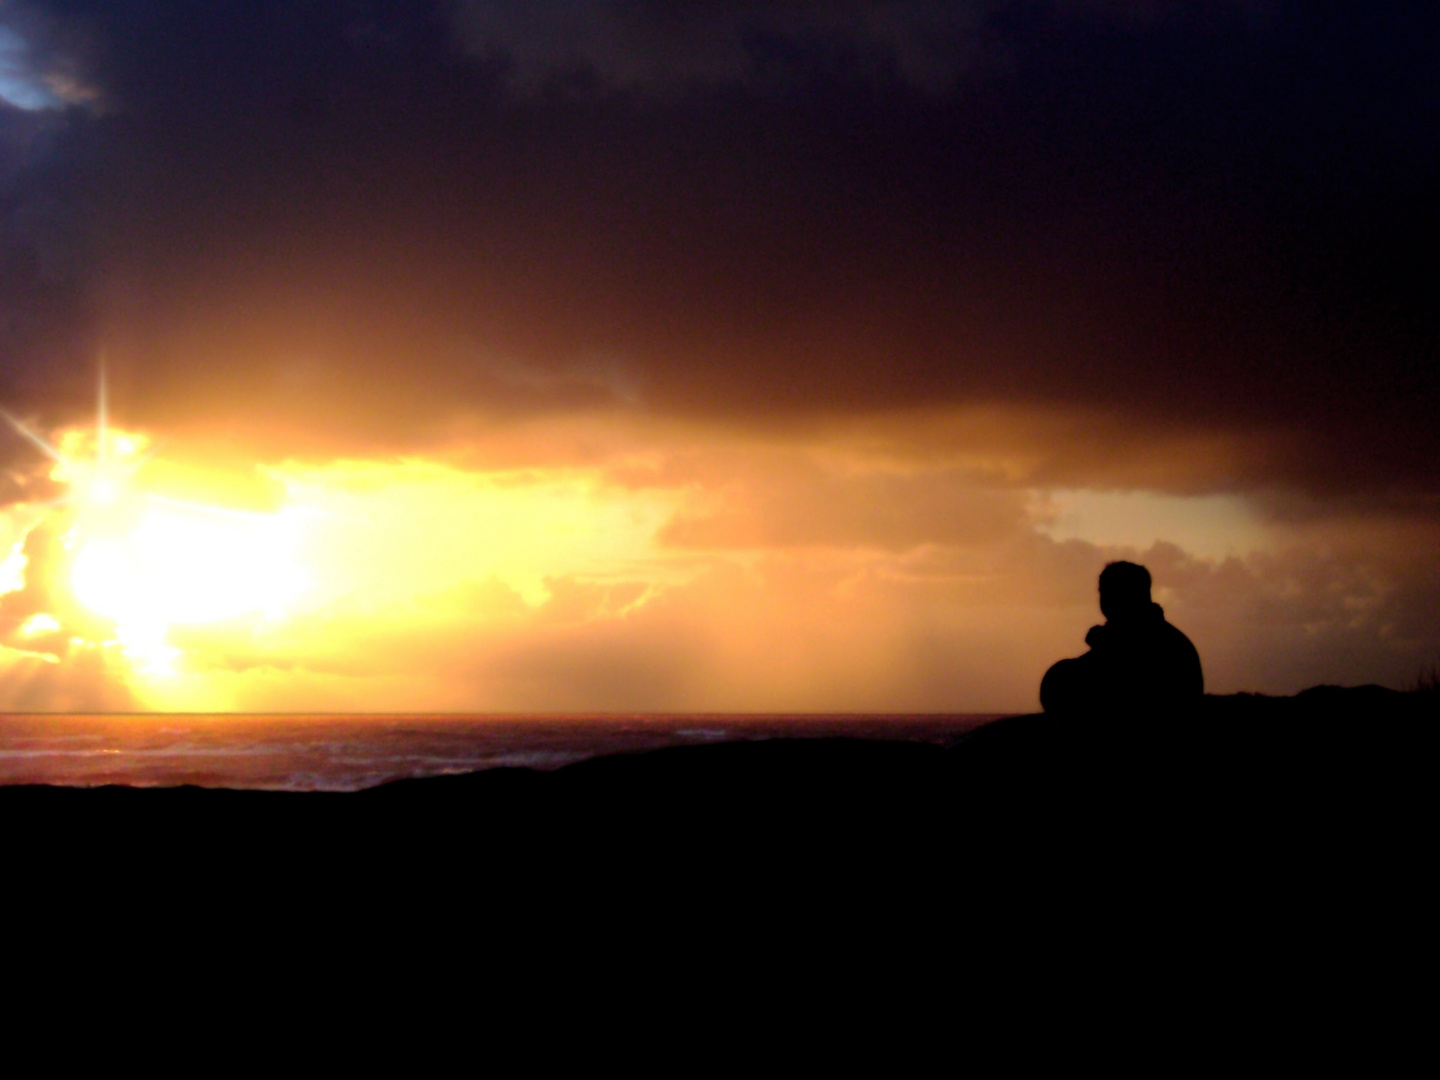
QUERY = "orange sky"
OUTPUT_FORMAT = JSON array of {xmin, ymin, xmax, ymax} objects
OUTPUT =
[
  {"xmin": 0, "ymin": 4, "xmax": 1435, "ymax": 710},
  {"xmin": 1, "ymin": 404, "xmax": 1434, "ymax": 712}
]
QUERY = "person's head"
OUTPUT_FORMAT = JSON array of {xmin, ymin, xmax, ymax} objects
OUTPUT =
[{"xmin": 1098, "ymin": 561, "xmax": 1152, "ymax": 622}]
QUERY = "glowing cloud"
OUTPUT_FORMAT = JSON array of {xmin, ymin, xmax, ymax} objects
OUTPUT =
[
  {"xmin": 1, "ymin": 397, "xmax": 1436, "ymax": 713},
  {"xmin": 2, "ymin": 384, "xmax": 309, "ymax": 679}
]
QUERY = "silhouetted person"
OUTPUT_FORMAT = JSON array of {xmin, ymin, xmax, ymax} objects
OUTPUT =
[{"xmin": 1041, "ymin": 561, "xmax": 1203, "ymax": 715}]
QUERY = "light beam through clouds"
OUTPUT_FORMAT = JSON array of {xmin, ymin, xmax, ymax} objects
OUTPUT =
[
  {"xmin": 2, "ymin": 387, "xmax": 1436, "ymax": 712},
  {"xmin": 1, "ymin": 383, "xmax": 311, "ymax": 681},
  {"xmin": 0, "ymin": 3, "xmax": 1433, "ymax": 716}
]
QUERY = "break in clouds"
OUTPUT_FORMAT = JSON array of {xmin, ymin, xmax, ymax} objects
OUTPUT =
[
  {"xmin": 2, "ymin": 412, "xmax": 1436, "ymax": 713},
  {"xmin": 0, "ymin": 1, "xmax": 1435, "ymax": 709}
]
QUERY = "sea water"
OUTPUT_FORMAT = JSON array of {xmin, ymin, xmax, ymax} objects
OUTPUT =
[{"xmin": 0, "ymin": 713, "xmax": 1005, "ymax": 791}]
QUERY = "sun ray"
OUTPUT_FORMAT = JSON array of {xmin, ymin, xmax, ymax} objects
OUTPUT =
[
  {"xmin": 3, "ymin": 360, "xmax": 312, "ymax": 686},
  {"xmin": 0, "ymin": 407, "xmax": 67, "ymax": 463},
  {"xmin": 97, "ymin": 353, "xmax": 108, "ymax": 467}
]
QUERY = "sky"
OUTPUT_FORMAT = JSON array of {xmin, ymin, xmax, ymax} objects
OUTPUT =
[{"xmin": 0, "ymin": 0, "xmax": 1434, "ymax": 712}]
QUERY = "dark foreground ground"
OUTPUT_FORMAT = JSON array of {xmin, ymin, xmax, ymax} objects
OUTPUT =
[{"xmin": 4, "ymin": 686, "xmax": 1434, "ymax": 1042}]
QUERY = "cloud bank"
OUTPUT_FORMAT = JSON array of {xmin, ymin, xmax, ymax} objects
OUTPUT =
[
  {"xmin": 0, "ymin": 2, "xmax": 1434, "ymax": 709},
  {"xmin": 450, "ymin": 0, "xmax": 993, "ymax": 94},
  {"xmin": 2, "ymin": 412, "xmax": 1435, "ymax": 712}
]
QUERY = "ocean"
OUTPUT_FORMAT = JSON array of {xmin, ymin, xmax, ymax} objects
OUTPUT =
[{"xmin": 0, "ymin": 712, "xmax": 1005, "ymax": 791}]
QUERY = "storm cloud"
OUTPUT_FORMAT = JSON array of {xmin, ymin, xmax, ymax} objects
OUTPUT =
[
  {"xmin": 0, "ymin": 1, "xmax": 1435, "ymax": 709},
  {"xmin": 450, "ymin": 0, "xmax": 995, "ymax": 94},
  {"xmin": 0, "ymin": 1, "xmax": 1426, "ymax": 487}
]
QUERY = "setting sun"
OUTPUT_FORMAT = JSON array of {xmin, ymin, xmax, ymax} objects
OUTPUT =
[
  {"xmin": 0, "ymin": 415, "xmax": 311, "ymax": 680},
  {"xmin": 68, "ymin": 496, "xmax": 308, "ymax": 673}
]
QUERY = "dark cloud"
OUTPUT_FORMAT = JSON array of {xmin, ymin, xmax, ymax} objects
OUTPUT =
[
  {"xmin": 449, "ymin": 1, "xmax": 995, "ymax": 95},
  {"xmin": 0, "ymin": 0, "xmax": 1430, "ymax": 502}
]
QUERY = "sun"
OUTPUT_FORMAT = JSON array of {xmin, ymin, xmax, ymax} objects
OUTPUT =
[{"xmin": 3, "ymin": 370, "xmax": 309, "ymax": 675}]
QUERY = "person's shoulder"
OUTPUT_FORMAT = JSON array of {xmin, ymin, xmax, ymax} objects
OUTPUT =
[{"xmin": 1157, "ymin": 611, "xmax": 1200, "ymax": 655}]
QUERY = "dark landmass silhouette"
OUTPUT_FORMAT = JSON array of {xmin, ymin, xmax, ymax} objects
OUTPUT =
[
  {"xmin": 7, "ymin": 686, "xmax": 1431, "ymax": 888},
  {"xmin": 5, "ymin": 685, "xmax": 1433, "ymax": 1031}
]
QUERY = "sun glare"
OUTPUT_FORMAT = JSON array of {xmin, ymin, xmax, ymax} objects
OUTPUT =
[
  {"xmin": 68, "ymin": 496, "xmax": 307, "ymax": 673},
  {"xmin": 3, "ymin": 384, "xmax": 685, "ymax": 707},
  {"xmin": 2, "ymin": 412, "xmax": 312, "ymax": 678}
]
